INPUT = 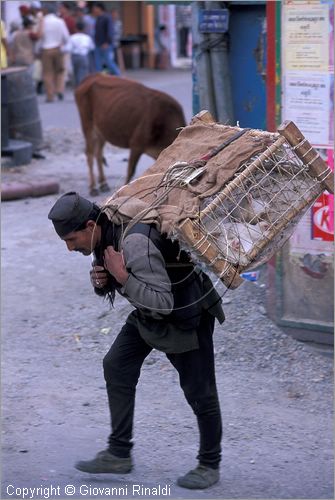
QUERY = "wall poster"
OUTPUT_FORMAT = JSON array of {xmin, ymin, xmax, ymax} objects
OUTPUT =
[{"xmin": 282, "ymin": 0, "xmax": 334, "ymax": 244}]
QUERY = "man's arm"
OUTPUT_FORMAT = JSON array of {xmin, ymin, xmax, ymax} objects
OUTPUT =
[
  {"xmin": 104, "ymin": 233, "xmax": 174, "ymax": 315},
  {"xmin": 61, "ymin": 18, "xmax": 70, "ymax": 46}
]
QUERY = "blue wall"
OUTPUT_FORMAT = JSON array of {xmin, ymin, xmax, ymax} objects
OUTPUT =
[{"xmin": 228, "ymin": 3, "xmax": 267, "ymax": 129}]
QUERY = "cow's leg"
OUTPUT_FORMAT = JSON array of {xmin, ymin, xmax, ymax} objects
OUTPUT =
[
  {"xmin": 85, "ymin": 133, "xmax": 99, "ymax": 196},
  {"xmin": 95, "ymin": 136, "xmax": 110, "ymax": 193},
  {"xmin": 88, "ymin": 155, "xmax": 99, "ymax": 196},
  {"xmin": 126, "ymin": 148, "xmax": 142, "ymax": 184}
]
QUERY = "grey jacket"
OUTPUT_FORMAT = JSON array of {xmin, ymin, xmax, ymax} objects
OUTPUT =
[{"xmin": 94, "ymin": 218, "xmax": 224, "ymax": 353}]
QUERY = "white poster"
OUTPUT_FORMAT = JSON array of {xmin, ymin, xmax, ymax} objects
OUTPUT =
[
  {"xmin": 282, "ymin": 2, "xmax": 329, "ymax": 71},
  {"xmin": 282, "ymin": 0, "xmax": 334, "ymax": 149},
  {"xmin": 283, "ymin": 71, "xmax": 332, "ymax": 147},
  {"xmin": 282, "ymin": 0, "xmax": 334, "ymax": 246}
]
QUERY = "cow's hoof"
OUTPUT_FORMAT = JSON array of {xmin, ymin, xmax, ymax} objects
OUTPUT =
[
  {"xmin": 100, "ymin": 182, "xmax": 110, "ymax": 193},
  {"xmin": 90, "ymin": 187, "xmax": 99, "ymax": 197}
]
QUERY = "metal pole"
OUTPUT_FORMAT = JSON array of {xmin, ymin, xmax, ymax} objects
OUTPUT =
[
  {"xmin": 191, "ymin": 1, "xmax": 217, "ymax": 117},
  {"xmin": 206, "ymin": 1, "xmax": 234, "ymax": 125}
]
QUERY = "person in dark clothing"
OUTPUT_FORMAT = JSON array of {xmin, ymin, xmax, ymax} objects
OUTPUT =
[
  {"xmin": 91, "ymin": 1, "xmax": 120, "ymax": 75},
  {"xmin": 48, "ymin": 191, "xmax": 224, "ymax": 489},
  {"xmin": 59, "ymin": 1, "xmax": 76, "ymax": 35}
]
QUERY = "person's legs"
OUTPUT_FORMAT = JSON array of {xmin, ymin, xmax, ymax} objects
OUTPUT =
[
  {"xmin": 54, "ymin": 49, "xmax": 65, "ymax": 97},
  {"xmin": 94, "ymin": 46, "xmax": 103, "ymax": 71},
  {"xmin": 179, "ymin": 27, "xmax": 189, "ymax": 57},
  {"xmin": 71, "ymin": 54, "xmax": 79, "ymax": 87},
  {"xmin": 41, "ymin": 49, "xmax": 55, "ymax": 101},
  {"xmin": 61, "ymin": 51, "xmax": 71, "ymax": 91},
  {"xmin": 167, "ymin": 310, "xmax": 222, "ymax": 487},
  {"xmin": 103, "ymin": 318, "xmax": 152, "ymax": 457},
  {"xmin": 75, "ymin": 316, "xmax": 152, "ymax": 473},
  {"xmin": 88, "ymin": 49, "xmax": 96, "ymax": 73},
  {"xmin": 77, "ymin": 55, "xmax": 89, "ymax": 85},
  {"xmin": 100, "ymin": 45, "xmax": 121, "ymax": 75},
  {"xmin": 71, "ymin": 54, "xmax": 89, "ymax": 87}
]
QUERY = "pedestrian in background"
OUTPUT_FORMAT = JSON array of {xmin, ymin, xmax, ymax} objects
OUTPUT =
[
  {"xmin": 58, "ymin": 2, "xmax": 76, "ymax": 35},
  {"xmin": 68, "ymin": 20, "xmax": 94, "ymax": 87},
  {"xmin": 19, "ymin": 4, "xmax": 31, "ymax": 26},
  {"xmin": 30, "ymin": 0, "xmax": 43, "ymax": 22},
  {"xmin": 91, "ymin": 2, "xmax": 120, "ymax": 75},
  {"xmin": 111, "ymin": 8, "xmax": 125, "ymax": 73},
  {"xmin": 74, "ymin": 5, "xmax": 96, "ymax": 73},
  {"xmin": 40, "ymin": 2, "xmax": 69, "ymax": 102},
  {"xmin": 29, "ymin": 1, "xmax": 44, "ymax": 95},
  {"xmin": 58, "ymin": 2, "xmax": 76, "ymax": 91},
  {"xmin": 176, "ymin": 5, "xmax": 192, "ymax": 58},
  {"xmin": 74, "ymin": 4, "xmax": 96, "ymax": 38},
  {"xmin": 7, "ymin": 21, "xmax": 20, "ymax": 47},
  {"xmin": 154, "ymin": 24, "xmax": 169, "ymax": 70},
  {"xmin": 9, "ymin": 17, "xmax": 36, "ymax": 76}
]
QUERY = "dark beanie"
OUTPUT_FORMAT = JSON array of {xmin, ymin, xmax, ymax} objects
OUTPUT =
[{"xmin": 48, "ymin": 192, "xmax": 94, "ymax": 237}]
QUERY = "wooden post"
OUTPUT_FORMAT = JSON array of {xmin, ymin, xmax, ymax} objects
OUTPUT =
[
  {"xmin": 278, "ymin": 120, "xmax": 334, "ymax": 194},
  {"xmin": 191, "ymin": 109, "xmax": 216, "ymax": 124}
]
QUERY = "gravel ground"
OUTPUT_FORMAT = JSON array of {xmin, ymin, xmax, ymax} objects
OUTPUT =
[{"xmin": 1, "ymin": 106, "xmax": 334, "ymax": 500}]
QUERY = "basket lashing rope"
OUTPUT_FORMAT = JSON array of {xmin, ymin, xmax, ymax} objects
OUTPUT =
[
  {"xmin": 120, "ymin": 160, "xmax": 207, "ymax": 243},
  {"xmin": 121, "ymin": 128, "xmax": 251, "ymax": 243},
  {"xmin": 159, "ymin": 161, "xmax": 207, "ymax": 191}
]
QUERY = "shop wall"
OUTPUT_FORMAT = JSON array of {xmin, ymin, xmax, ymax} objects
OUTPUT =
[{"xmin": 267, "ymin": 0, "xmax": 334, "ymax": 344}]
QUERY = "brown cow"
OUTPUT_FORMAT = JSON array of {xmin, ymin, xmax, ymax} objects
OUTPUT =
[{"xmin": 75, "ymin": 74, "xmax": 186, "ymax": 196}]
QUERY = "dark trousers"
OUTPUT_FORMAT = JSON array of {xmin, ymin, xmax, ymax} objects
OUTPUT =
[
  {"xmin": 103, "ymin": 310, "xmax": 222, "ymax": 469},
  {"xmin": 179, "ymin": 26, "xmax": 190, "ymax": 57},
  {"xmin": 71, "ymin": 54, "xmax": 90, "ymax": 87}
]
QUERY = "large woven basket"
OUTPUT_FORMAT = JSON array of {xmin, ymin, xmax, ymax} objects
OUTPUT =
[
  {"xmin": 104, "ymin": 111, "xmax": 334, "ymax": 289},
  {"xmin": 174, "ymin": 116, "xmax": 333, "ymax": 288}
]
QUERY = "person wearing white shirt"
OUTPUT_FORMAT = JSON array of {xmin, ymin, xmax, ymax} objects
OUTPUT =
[
  {"xmin": 68, "ymin": 21, "xmax": 95, "ymax": 87},
  {"xmin": 40, "ymin": 3, "xmax": 69, "ymax": 102}
]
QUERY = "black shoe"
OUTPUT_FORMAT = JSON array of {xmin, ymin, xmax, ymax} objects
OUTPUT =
[
  {"xmin": 57, "ymin": 93, "xmax": 64, "ymax": 101},
  {"xmin": 177, "ymin": 465, "xmax": 220, "ymax": 489},
  {"xmin": 99, "ymin": 182, "xmax": 110, "ymax": 193},
  {"xmin": 36, "ymin": 81, "xmax": 43, "ymax": 95},
  {"xmin": 90, "ymin": 187, "xmax": 99, "ymax": 197},
  {"xmin": 75, "ymin": 450, "xmax": 132, "ymax": 474}
]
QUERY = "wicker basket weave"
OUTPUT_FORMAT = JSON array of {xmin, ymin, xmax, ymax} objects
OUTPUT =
[{"xmin": 174, "ymin": 117, "xmax": 334, "ymax": 289}]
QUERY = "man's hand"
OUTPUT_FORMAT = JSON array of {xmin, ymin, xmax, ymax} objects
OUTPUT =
[
  {"xmin": 104, "ymin": 246, "xmax": 129, "ymax": 286},
  {"xmin": 90, "ymin": 265, "xmax": 109, "ymax": 289}
]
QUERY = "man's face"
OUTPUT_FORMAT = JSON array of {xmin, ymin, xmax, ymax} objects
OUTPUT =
[{"xmin": 61, "ymin": 221, "xmax": 99, "ymax": 256}]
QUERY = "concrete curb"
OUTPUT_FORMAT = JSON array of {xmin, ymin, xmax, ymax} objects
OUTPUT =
[{"xmin": 2, "ymin": 180, "xmax": 60, "ymax": 201}]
